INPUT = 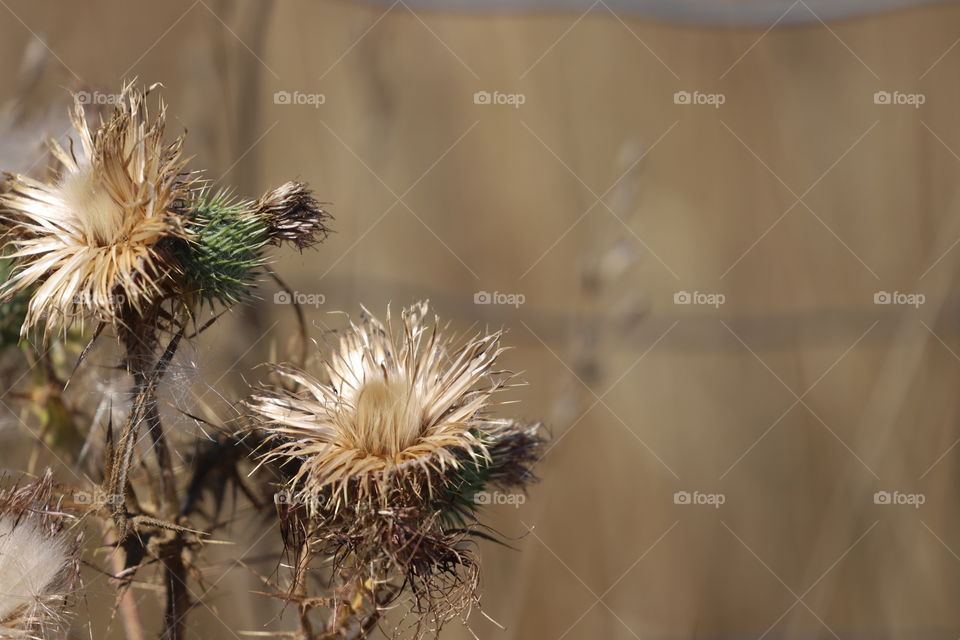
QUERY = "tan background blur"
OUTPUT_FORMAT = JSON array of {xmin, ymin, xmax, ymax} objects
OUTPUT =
[{"xmin": 1, "ymin": 0, "xmax": 960, "ymax": 638}]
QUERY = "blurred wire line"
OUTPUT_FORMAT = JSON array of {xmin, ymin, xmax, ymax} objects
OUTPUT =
[{"xmin": 359, "ymin": 0, "xmax": 954, "ymax": 25}]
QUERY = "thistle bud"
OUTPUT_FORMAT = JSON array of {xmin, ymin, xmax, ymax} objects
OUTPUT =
[{"xmin": 255, "ymin": 181, "xmax": 331, "ymax": 250}]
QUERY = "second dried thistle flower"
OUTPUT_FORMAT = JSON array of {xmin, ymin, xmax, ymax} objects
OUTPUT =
[{"xmin": 245, "ymin": 302, "xmax": 544, "ymax": 630}]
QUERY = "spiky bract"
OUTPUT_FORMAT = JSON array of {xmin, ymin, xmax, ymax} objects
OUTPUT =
[
  {"xmin": 0, "ymin": 252, "xmax": 28, "ymax": 348},
  {"xmin": 171, "ymin": 189, "xmax": 270, "ymax": 308}
]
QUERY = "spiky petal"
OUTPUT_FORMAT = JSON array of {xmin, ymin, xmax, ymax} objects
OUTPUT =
[{"xmin": 0, "ymin": 82, "xmax": 190, "ymax": 334}]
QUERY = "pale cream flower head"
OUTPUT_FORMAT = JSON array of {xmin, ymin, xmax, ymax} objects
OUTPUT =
[
  {"xmin": 0, "ymin": 472, "xmax": 79, "ymax": 638},
  {"xmin": 248, "ymin": 301, "xmax": 508, "ymax": 508},
  {"xmin": 0, "ymin": 81, "xmax": 190, "ymax": 335},
  {"xmin": 0, "ymin": 516, "xmax": 70, "ymax": 637}
]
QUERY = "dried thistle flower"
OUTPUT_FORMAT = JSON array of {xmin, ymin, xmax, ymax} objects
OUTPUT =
[
  {"xmin": 248, "ymin": 301, "xmax": 509, "ymax": 508},
  {"xmin": 0, "ymin": 471, "xmax": 80, "ymax": 638},
  {"xmin": 0, "ymin": 81, "xmax": 190, "ymax": 334},
  {"xmin": 0, "ymin": 82, "xmax": 332, "ymax": 336},
  {"xmin": 245, "ymin": 302, "xmax": 544, "ymax": 632}
]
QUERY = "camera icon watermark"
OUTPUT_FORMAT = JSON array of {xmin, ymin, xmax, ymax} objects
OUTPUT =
[
  {"xmin": 473, "ymin": 90, "xmax": 526, "ymax": 108},
  {"xmin": 473, "ymin": 490, "xmax": 526, "ymax": 508},
  {"xmin": 873, "ymin": 90, "xmax": 925, "ymax": 108},
  {"xmin": 474, "ymin": 290, "xmax": 525, "ymax": 308},
  {"xmin": 673, "ymin": 490, "xmax": 725, "ymax": 508},
  {"xmin": 873, "ymin": 490, "xmax": 925, "ymax": 508},
  {"xmin": 673, "ymin": 291, "xmax": 725, "ymax": 308},
  {"xmin": 873, "ymin": 291, "xmax": 924, "ymax": 308},
  {"xmin": 274, "ymin": 291, "xmax": 326, "ymax": 308},
  {"xmin": 273, "ymin": 90, "xmax": 326, "ymax": 108},
  {"xmin": 673, "ymin": 90, "xmax": 725, "ymax": 108}
]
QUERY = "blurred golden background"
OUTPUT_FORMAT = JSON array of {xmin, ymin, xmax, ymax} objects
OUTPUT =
[{"xmin": 2, "ymin": 0, "xmax": 960, "ymax": 637}]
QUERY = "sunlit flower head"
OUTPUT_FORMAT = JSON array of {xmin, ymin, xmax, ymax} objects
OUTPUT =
[
  {"xmin": 0, "ymin": 81, "xmax": 190, "ymax": 334},
  {"xmin": 245, "ymin": 302, "xmax": 544, "ymax": 631},
  {"xmin": 248, "ymin": 301, "xmax": 509, "ymax": 508}
]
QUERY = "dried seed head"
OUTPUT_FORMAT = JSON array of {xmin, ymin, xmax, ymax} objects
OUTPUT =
[
  {"xmin": 0, "ymin": 471, "xmax": 80, "ymax": 638},
  {"xmin": 0, "ymin": 81, "xmax": 191, "ymax": 335},
  {"xmin": 245, "ymin": 302, "xmax": 545, "ymax": 634},
  {"xmin": 255, "ymin": 181, "xmax": 331, "ymax": 249},
  {"xmin": 0, "ymin": 517, "xmax": 70, "ymax": 636},
  {"xmin": 247, "ymin": 301, "xmax": 505, "ymax": 510}
]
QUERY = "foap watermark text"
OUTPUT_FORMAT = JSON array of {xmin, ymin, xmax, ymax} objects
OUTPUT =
[
  {"xmin": 873, "ymin": 91, "xmax": 925, "ymax": 108},
  {"xmin": 474, "ymin": 491, "xmax": 526, "ymax": 508},
  {"xmin": 874, "ymin": 291, "xmax": 924, "ymax": 308},
  {"xmin": 274, "ymin": 90, "xmax": 326, "ymax": 108},
  {"xmin": 474, "ymin": 290, "xmax": 525, "ymax": 308},
  {"xmin": 274, "ymin": 291, "xmax": 325, "ymax": 307},
  {"xmin": 674, "ymin": 291, "xmax": 725, "ymax": 308},
  {"xmin": 473, "ymin": 90, "xmax": 525, "ymax": 108},
  {"xmin": 874, "ymin": 490, "xmax": 925, "ymax": 508},
  {"xmin": 73, "ymin": 490, "xmax": 124, "ymax": 507},
  {"xmin": 76, "ymin": 91, "xmax": 123, "ymax": 105},
  {"xmin": 674, "ymin": 90, "xmax": 725, "ymax": 108},
  {"xmin": 674, "ymin": 490, "xmax": 725, "ymax": 508}
]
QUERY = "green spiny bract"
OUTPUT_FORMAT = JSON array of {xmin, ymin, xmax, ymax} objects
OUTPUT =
[
  {"xmin": 172, "ymin": 189, "xmax": 271, "ymax": 308},
  {"xmin": 0, "ymin": 252, "xmax": 29, "ymax": 349},
  {"xmin": 437, "ymin": 422, "xmax": 545, "ymax": 528}
]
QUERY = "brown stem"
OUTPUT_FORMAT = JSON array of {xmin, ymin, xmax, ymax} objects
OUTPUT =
[
  {"xmin": 293, "ymin": 539, "xmax": 314, "ymax": 639},
  {"xmin": 133, "ymin": 359, "xmax": 189, "ymax": 640},
  {"xmin": 124, "ymin": 320, "xmax": 182, "ymax": 510},
  {"xmin": 161, "ymin": 543, "xmax": 190, "ymax": 640},
  {"xmin": 267, "ymin": 267, "xmax": 308, "ymax": 369},
  {"xmin": 120, "ymin": 313, "xmax": 190, "ymax": 639},
  {"xmin": 102, "ymin": 523, "xmax": 145, "ymax": 640},
  {"xmin": 318, "ymin": 579, "xmax": 396, "ymax": 640},
  {"xmin": 131, "ymin": 367, "xmax": 178, "ymax": 509}
]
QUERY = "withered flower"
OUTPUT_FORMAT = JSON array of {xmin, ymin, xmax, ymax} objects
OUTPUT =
[
  {"xmin": 255, "ymin": 180, "xmax": 331, "ymax": 250},
  {"xmin": 0, "ymin": 471, "xmax": 80, "ymax": 638},
  {"xmin": 0, "ymin": 82, "xmax": 332, "ymax": 336},
  {"xmin": 0, "ymin": 82, "xmax": 190, "ymax": 334},
  {"xmin": 246, "ymin": 302, "xmax": 544, "ymax": 630}
]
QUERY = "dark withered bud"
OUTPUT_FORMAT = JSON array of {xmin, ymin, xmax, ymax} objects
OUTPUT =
[{"xmin": 255, "ymin": 181, "xmax": 332, "ymax": 250}]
